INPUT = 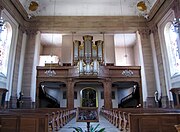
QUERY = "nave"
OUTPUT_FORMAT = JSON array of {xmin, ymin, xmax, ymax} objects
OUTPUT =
[{"xmin": 59, "ymin": 115, "xmax": 120, "ymax": 132}]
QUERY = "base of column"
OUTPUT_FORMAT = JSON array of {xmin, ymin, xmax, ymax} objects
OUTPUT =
[
  {"xmin": 161, "ymin": 96, "xmax": 173, "ymax": 108},
  {"xmin": 21, "ymin": 96, "xmax": 32, "ymax": 109},
  {"xmin": 9, "ymin": 96, "xmax": 17, "ymax": 108},
  {"xmin": 146, "ymin": 97, "xmax": 156, "ymax": 108}
]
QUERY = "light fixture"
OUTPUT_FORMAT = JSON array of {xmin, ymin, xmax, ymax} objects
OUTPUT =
[
  {"xmin": 120, "ymin": 0, "xmax": 128, "ymax": 65},
  {"xmin": 44, "ymin": 64, "xmax": 56, "ymax": 77},
  {"xmin": 122, "ymin": 69, "xmax": 134, "ymax": 77},
  {"xmin": 44, "ymin": 0, "xmax": 56, "ymax": 77}
]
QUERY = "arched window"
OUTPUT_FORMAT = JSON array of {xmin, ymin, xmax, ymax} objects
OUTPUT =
[
  {"xmin": 0, "ymin": 22, "xmax": 12, "ymax": 77},
  {"xmin": 164, "ymin": 22, "xmax": 180, "ymax": 77}
]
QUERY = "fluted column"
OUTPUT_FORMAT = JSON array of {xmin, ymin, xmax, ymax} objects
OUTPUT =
[
  {"xmin": 103, "ymin": 78, "xmax": 112, "ymax": 109},
  {"xmin": 67, "ymin": 78, "xmax": 74, "ymax": 109}
]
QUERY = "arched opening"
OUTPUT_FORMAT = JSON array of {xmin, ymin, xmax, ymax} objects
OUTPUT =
[
  {"xmin": 164, "ymin": 22, "xmax": 180, "ymax": 77},
  {"xmin": 0, "ymin": 21, "xmax": 12, "ymax": 77},
  {"xmin": 80, "ymin": 87, "xmax": 98, "ymax": 107}
]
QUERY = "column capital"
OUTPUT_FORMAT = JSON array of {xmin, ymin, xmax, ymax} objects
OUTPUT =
[
  {"xmin": 0, "ymin": 5, "xmax": 4, "ymax": 11},
  {"xmin": 172, "ymin": 0, "xmax": 180, "ymax": 18},
  {"xmin": 104, "ymin": 78, "xmax": 111, "ymax": 83},
  {"xmin": 138, "ymin": 29, "xmax": 151, "ymax": 36},
  {"xmin": 150, "ymin": 25, "xmax": 158, "ymax": 34},
  {"xmin": 25, "ymin": 29, "xmax": 38, "ymax": 36},
  {"xmin": 19, "ymin": 25, "xmax": 26, "ymax": 33}
]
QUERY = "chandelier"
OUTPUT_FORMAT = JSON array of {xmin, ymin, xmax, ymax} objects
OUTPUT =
[
  {"xmin": 45, "ymin": 66, "xmax": 56, "ymax": 77},
  {"xmin": 73, "ymin": 35, "xmax": 104, "ymax": 76},
  {"xmin": 44, "ymin": 0, "xmax": 56, "ymax": 77}
]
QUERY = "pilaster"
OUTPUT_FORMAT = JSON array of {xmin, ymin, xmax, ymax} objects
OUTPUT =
[
  {"xmin": 138, "ymin": 29, "xmax": 156, "ymax": 98},
  {"xmin": 146, "ymin": 97, "xmax": 156, "ymax": 108},
  {"xmin": 9, "ymin": 96, "xmax": 17, "ymax": 108},
  {"xmin": 103, "ymin": 78, "xmax": 112, "ymax": 109},
  {"xmin": 21, "ymin": 29, "xmax": 37, "ymax": 107},
  {"xmin": 67, "ymin": 78, "xmax": 74, "ymax": 109}
]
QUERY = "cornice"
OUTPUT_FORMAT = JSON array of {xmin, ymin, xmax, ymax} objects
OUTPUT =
[
  {"xmin": 10, "ymin": 0, "xmax": 29, "ymax": 21},
  {"xmin": 33, "ymin": 16, "xmax": 147, "ymax": 33},
  {"xmin": 1, "ymin": 0, "xmax": 34, "ymax": 31},
  {"xmin": 148, "ymin": 0, "xmax": 166, "ymax": 22}
]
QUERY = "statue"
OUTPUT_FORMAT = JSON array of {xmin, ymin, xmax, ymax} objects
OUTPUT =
[
  {"xmin": 154, "ymin": 90, "xmax": 162, "ymax": 108},
  {"xmin": 17, "ymin": 92, "xmax": 23, "ymax": 108}
]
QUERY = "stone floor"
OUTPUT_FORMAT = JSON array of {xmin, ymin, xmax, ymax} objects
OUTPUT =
[{"xmin": 59, "ymin": 115, "xmax": 120, "ymax": 132}]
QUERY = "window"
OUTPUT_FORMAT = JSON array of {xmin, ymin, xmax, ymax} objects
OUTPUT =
[
  {"xmin": 164, "ymin": 22, "xmax": 180, "ymax": 77},
  {"xmin": 63, "ymin": 91, "xmax": 66, "ymax": 99},
  {"xmin": 101, "ymin": 91, "xmax": 104, "ymax": 99},
  {"xmin": 74, "ymin": 91, "xmax": 77, "ymax": 99},
  {"xmin": 111, "ymin": 91, "xmax": 115, "ymax": 99},
  {"xmin": 0, "ymin": 22, "xmax": 12, "ymax": 77}
]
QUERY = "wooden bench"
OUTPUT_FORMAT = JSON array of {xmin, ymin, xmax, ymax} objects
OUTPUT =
[
  {"xmin": 0, "ymin": 108, "xmax": 76, "ymax": 132},
  {"xmin": 101, "ymin": 108, "xmax": 180, "ymax": 132}
]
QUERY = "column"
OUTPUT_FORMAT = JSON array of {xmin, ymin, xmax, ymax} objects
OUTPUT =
[
  {"xmin": 9, "ymin": 25, "xmax": 26, "ymax": 108},
  {"xmin": 103, "ymin": 78, "xmax": 112, "ymax": 109},
  {"xmin": 67, "ymin": 78, "xmax": 74, "ymax": 109},
  {"xmin": 21, "ymin": 29, "xmax": 37, "ymax": 108},
  {"xmin": 31, "ymin": 31, "xmax": 41, "ymax": 108},
  {"xmin": 16, "ymin": 26, "xmax": 27, "ymax": 108},
  {"xmin": 138, "ymin": 29, "xmax": 156, "ymax": 107},
  {"xmin": 151, "ymin": 25, "xmax": 170, "ymax": 108}
]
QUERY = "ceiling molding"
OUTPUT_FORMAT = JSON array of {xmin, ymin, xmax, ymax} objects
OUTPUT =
[
  {"xmin": 32, "ymin": 16, "xmax": 147, "ymax": 33},
  {"xmin": 147, "ymin": 0, "xmax": 175, "ymax": 28}
]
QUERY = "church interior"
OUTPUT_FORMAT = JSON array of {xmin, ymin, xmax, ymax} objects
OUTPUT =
[{"xmin": 0, "ymin": 0, "xmax": 180, "ymax": 131}]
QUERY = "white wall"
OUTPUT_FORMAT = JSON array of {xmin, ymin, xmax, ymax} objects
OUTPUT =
[
  {"xmin": 115, "ymin": 47, "xmax": 135, "ymax": 66},
  {"xmin": 42, "ymin": 46, "xmax": 62, "ymax": 59},
  {"xmin": 61, "ymin": 35, "xmax": 73, "ymax": 64},
  {"xmin": 104, "ymin": 35, "xmax": 115, "ymax": 64}
]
